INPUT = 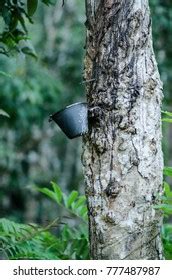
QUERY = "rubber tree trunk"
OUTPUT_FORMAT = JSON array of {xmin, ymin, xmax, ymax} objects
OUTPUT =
[{"xmin": 83, "ymin": 0, "xmax": 164, "ymax": 259}]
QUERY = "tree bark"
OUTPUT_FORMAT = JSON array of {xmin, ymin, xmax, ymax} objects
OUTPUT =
[{"xmin": 83, "ymin": 0, "xmax": 164, "ymax": 259}]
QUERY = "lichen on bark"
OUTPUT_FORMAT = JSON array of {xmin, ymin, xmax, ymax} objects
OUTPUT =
[{"xmin": 83, "ymin": 0, "xmax": 164, "ymax": 259}]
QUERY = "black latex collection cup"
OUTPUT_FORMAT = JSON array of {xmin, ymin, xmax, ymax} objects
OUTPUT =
[{"xmin": 49, "ymin": 102, "xmax": 88, "ymax": 139}]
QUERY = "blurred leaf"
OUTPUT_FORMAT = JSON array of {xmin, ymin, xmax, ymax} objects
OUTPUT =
[
  {"xmin": 78, "ymin": 206, "xmax": 88, "ymax": 217},
  {"xmin": 154, "ymin": 204, "xmax": 172, "ymax": 214},
  {"xmin": 162, "ymin": 224, "xmax": 172, "ymax": 260},
  {"xmin": 162, "ymin": 118, "xmax": 172, "ymax": 123},
  {"xmin": 27, "ymin": 0, "xmax": 39, "ymax": 17},
  {"xmin": 72, "ymin": 196, "xmax": 86, "ymax": 210},
  {"xmin": 0, "ymin": 71, "xmax": 11, "ymax": 78},
  {"xmin": 51, "ymin": 181, "xmax": 63, "ymax": 203},
  {"xmin": 36, "ymin": 187, "xmax": 57, "ymax": 202},
  {"xmin": 19, "ymin": 40, "xmax": 37, "ymax": 58},
  {"xmin": 67, "ymin": 191, "xmax": 78, "ymax": 207},
  {"xmin": 164, "ymin": 182, "xmax": 172, "ymax": 198},
  {"xmin": 36, "ymin": 184, "xmax": 88, "ymax": 222},
  {"xmin": 164, "ymin": 167, "xmax": 172, "ymax": 177},
  {"xmin": 155, "ymin": 181, "xmax": 172, "ymax": 216},
  {"xmin": 0, "ymin": 109, "xmax": 10, "ymax": 118},
  {"xmin": 162, "ymin": 111, "xmax": 172, "ymax": 117}
]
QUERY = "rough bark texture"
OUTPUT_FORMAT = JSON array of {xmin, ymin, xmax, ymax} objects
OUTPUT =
[{"xmin": 82, "ymin": 0, "xmax": 164, "ymax": 259}]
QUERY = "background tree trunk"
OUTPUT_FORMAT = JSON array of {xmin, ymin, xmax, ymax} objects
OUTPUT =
[{"xmin": 83, "ymin": 0, "xmax": 164, "ymax": 259}]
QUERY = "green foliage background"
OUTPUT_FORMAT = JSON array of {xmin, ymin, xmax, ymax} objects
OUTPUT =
[
  {"xmin": 0, "ymin": 183, "xmax": 89, "ymax": 260},
  {"xmin": 0, "ymin": 0, "xmax": 85, "ymax": 222},
  {"xmin": 0, "ymin": 0, "xmax": 172, "ymax": 259}
]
